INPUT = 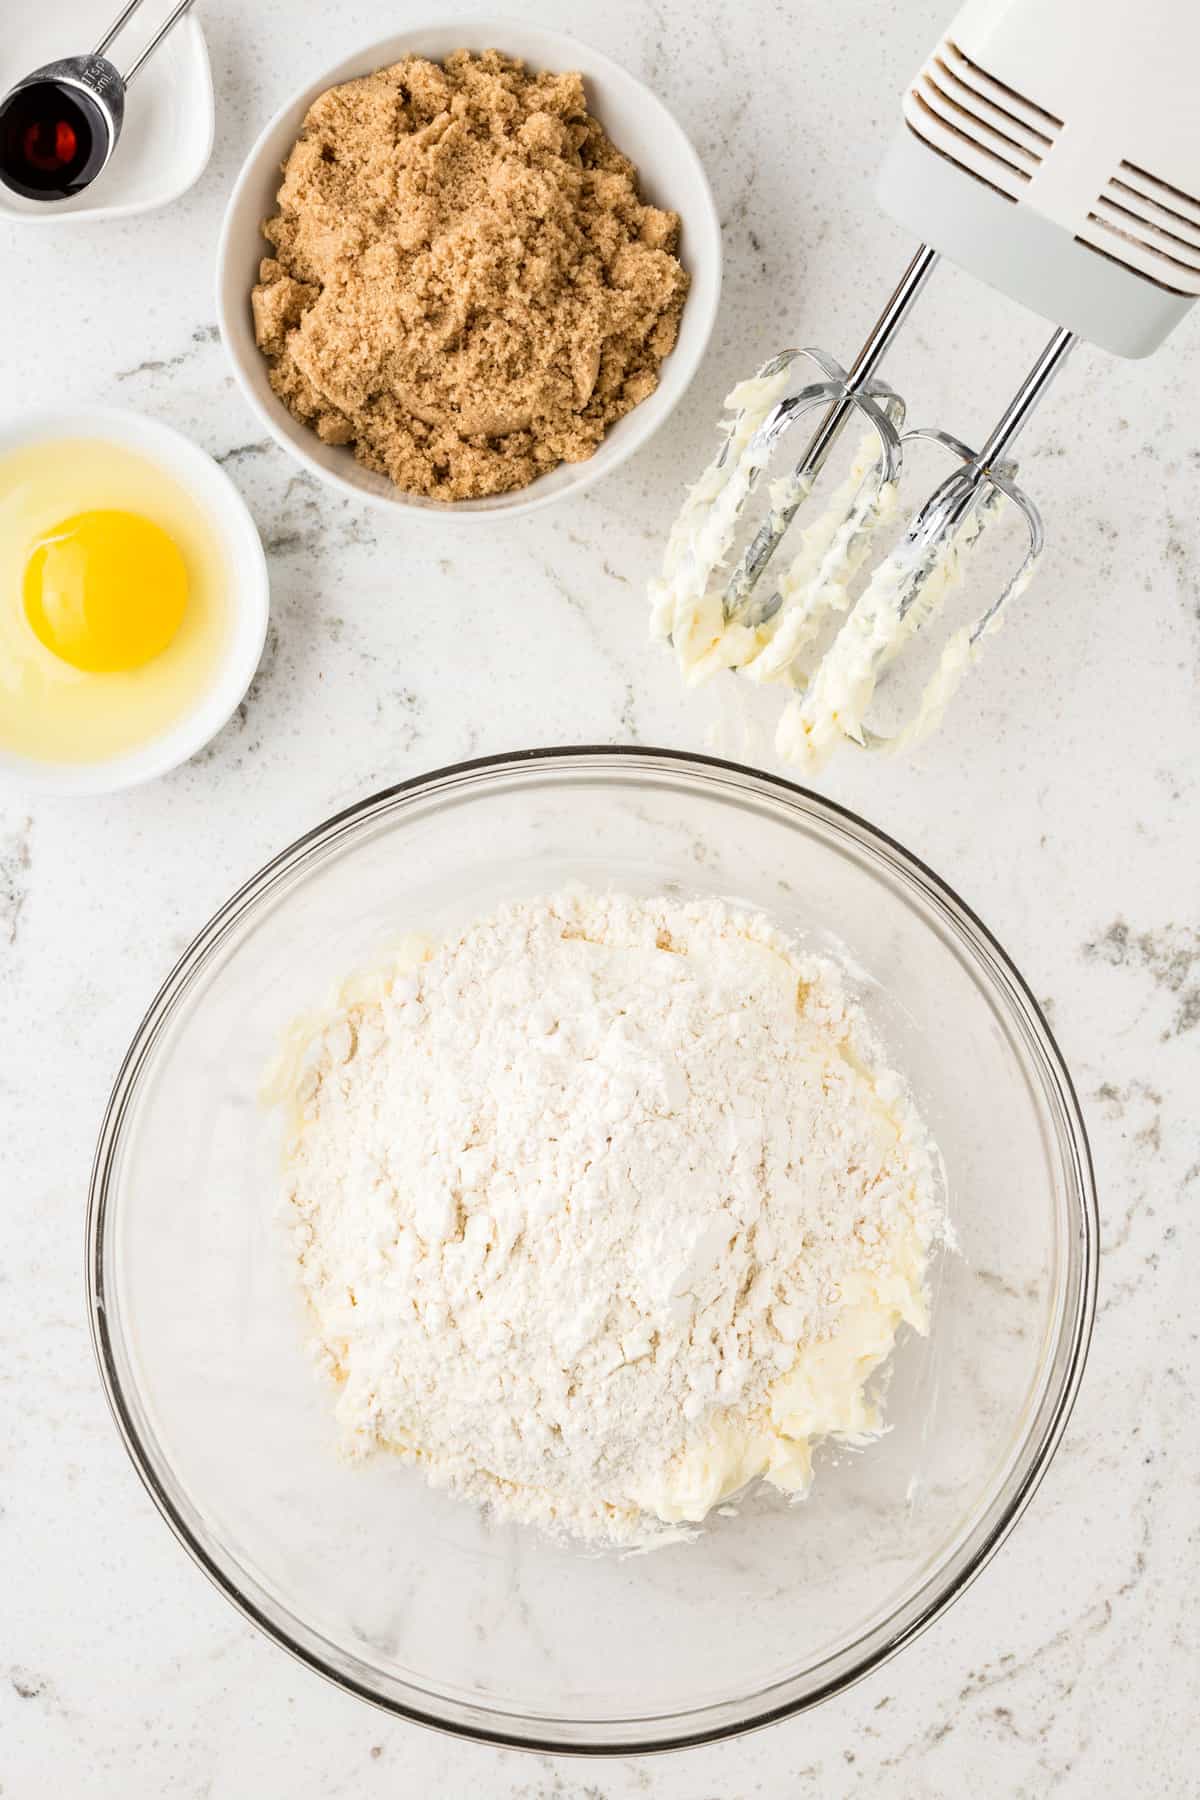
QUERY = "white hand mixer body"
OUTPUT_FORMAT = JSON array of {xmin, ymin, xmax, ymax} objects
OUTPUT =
[{"xmin": 653, "ymin": 0, "xmax": 1200, "ymax": 770}]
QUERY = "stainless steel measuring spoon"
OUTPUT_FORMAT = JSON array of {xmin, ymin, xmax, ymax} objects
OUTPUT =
[{"xmin": 0, "ymin": 0, "xmax": 199, "ymax": 201}]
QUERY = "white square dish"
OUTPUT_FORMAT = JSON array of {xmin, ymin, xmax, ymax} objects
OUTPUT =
[{"xmin": 0, "ymin": 1, "xmax": 213, "ymax": 224}]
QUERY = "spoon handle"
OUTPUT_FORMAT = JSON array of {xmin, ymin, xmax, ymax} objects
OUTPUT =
[
  {"xmin": 93, "ymin": 0, "xmax": 146, "ymax": 58},
  {"xmin": 122, "ymin": 0, "xmax": 199, "ymax": 82},
  {"xmin": 93, "ymin": 0, "xmax": 199, "ymax": 83}
]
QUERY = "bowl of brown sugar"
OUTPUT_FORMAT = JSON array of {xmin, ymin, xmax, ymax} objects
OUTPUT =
[{"xmin": 217, "ymin": 21, "xmax": 722, "ymax": 517}]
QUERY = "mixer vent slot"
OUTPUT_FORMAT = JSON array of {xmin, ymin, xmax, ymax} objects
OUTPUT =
[
  {"xmin": 1077, "ymin": 161, "xmax": 1200, "ymax": 297},
  {"xmin": 905, "ymin": 38, "xmax": 1062, "ymax": 202}
]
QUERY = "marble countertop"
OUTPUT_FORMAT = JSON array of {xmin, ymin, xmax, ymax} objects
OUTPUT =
[{"xmin": 2, "ymin": 0, "xmax": 1197, "ymax": 1793}]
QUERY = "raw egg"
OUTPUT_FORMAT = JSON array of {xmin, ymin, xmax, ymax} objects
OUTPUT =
[
  {"xmin": 24, "ymin": 509, "xmax": 189, "ymax": 673},
  {"xmin": 0, "ymin": 437, "xmax": 231, "ymax": 765}
]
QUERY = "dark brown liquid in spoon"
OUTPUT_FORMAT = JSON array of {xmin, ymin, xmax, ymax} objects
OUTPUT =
[{"xmin": 0, "ymin": 80, "xmax": 109, "ymax": 198}]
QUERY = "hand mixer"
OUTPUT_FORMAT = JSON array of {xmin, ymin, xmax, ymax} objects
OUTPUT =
[{"xmin": 659, "ymin": 0, "xmax": 1200, "ymax": 767}]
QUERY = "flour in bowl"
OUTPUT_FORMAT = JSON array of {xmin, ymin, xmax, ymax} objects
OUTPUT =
[{"xmin": 275, "ymin": 889, "xmax": 943, "ymax": 1547}]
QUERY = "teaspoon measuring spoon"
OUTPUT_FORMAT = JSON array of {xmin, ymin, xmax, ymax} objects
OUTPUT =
[{"xmin": 0, "ymin": 0, "xmax": 199, "ymax": 202}]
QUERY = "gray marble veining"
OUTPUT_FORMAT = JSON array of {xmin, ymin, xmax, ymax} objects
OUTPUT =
[{"xmin": 2, "ymin": 0, "xmax": 1198, "ymax": 1793}]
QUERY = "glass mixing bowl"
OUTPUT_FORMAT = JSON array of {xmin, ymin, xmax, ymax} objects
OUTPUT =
[{"xmin": 87, "ymin": 749, "xmax": 1097, "ymax": 1751}]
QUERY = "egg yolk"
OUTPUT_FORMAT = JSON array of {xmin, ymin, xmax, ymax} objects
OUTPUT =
[{"xmin": 23, "ymin": 509, "xmax": 189, "ymax": 673}]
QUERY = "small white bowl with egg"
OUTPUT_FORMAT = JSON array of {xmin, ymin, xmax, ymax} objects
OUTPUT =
[
  {"xmin": 0, "ymin": 408, "xmax": 268, "ymax": 795},
  {"xmin": 216, "ymin": 19, "xmax": 722, "ymax": 519}
]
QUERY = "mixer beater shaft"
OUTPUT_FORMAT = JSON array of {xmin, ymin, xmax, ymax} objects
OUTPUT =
[{"xmin": 722, "ymin": 245, "xmax": 939, "ymax": 622}]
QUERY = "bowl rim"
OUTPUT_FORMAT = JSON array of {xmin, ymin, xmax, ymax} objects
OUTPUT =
[
  {"xmin": 214, "ymin": 16, "xmax": 723, "ymax": 520},
  {"xmin": 86, "ymin": 745, "xmax": 1099, "ymax": 1753},
  {"xmin": 0, "ymin": 404, "xmax": 269, "ymax": 796}
]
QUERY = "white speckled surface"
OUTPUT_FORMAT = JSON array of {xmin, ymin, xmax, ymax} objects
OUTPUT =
[{"xmin": 2, "ymin": 0, "xmax": 1198, "ymax": 1793}]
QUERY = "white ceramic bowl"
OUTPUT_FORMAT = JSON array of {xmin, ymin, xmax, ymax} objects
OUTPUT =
[
  {"xmin": 0, "ymin": 6, "xmax": 213, "ymax": 224},
  {"xmin": 0, "ymin": 408, "xmax": 268, "ymax": 796},
  {"xmin": 216, "ymin": 19, "xmax": 722, "ymax": 519}
]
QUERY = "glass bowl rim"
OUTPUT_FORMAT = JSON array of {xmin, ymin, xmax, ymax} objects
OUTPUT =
[{"xmin": 86, "ymin": 744, "xmax": 1099, "ymax": 1754}]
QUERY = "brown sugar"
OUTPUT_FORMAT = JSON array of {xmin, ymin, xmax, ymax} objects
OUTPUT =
[{"xmin": 252, "ymin": 50, "xmax": 691, "ymax": 502}]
